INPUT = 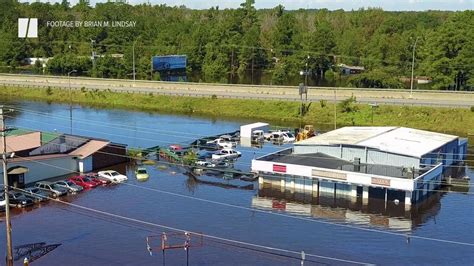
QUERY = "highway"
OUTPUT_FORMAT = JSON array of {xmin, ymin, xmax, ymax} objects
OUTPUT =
[{"xmin": 1, "ymin": 74, "xmax": 473, "ymax": 108}]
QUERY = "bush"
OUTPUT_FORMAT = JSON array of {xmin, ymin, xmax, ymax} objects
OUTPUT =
[
  {"xmin": 471, "ymin": 106, "xmax": 474, "ymax": 112},
  {"xmin": 348, "ymin": 69, "xmax": 403, "ymax": 88},
  {"xmin": 45, "ymin": 87, "xmax": 53, "ymax": 96},
  {"xmin": 320, "ymin": 100, "xmax": 327, "ymax": 108},
  {"xmin": 127, "ymin": 148, "xmax": 143, "ymax": 158},
  {"xmin": 339, "ymin": 95, "xmax": 359, "ymax": 113},
  {"xmin": 211, "ymin": 94, "xmax": 217, "ymax": 100}
]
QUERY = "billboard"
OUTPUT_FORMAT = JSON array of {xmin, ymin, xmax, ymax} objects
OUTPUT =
[{"xmin": 152, "ymin": 55, "xmax": 187, "ymax": 71}]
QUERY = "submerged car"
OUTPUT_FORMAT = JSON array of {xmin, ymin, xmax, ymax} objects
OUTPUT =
[
  {"xmin": 8, "ymin": 192, "xmax": 34, "ymax": 208},
  {"xmin": 195, "ymin": 160, "xmax": 215, "ymax": 168},
  {"xmin": 135, "ymin": 167, "xmax": 149, "ymax": 180},
  {"xmin": 97, "ymin": 170, "xmax": 128, "ymax": 183},
  {"xmin": 206, "ymin": 138, "xmax": 237, "ymax": 149},
  {"xmin": 24, "ymin": 187, "xmax": 51, "ymax": 202},
  {"xmin": 85, "ymin": 173, "xmax": 110, "ymax": 185},
  {"xmin": 211, "ymin": 149, "xmax": 242, "ymax": 160},
  {"xmin": 197, "ymin": 151, "xmax": 214, "ymax": 160},
  {"xmin": 270, "ymin": 132, "xmax": 296, "ymax": 142},
  {"xmin": 0, "ymin": 194, "xmax": 6, "ymax": 209},
  {"xmin": 35, "ymin": 181, "xmax": 68, "ymax": 198},
  {"xmin": 69, "ymin": 175, "xmax": 100, "ymax": 189},
  {"xmin": 55, "ymin": 180, "xmax": 84, "ymax": 193},
  {"xmin": 251, "ymin": 130, "xmax": 265, "ymax": 142}
]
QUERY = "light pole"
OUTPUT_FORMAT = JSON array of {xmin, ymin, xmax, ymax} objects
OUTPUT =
[
  {"xmin": 132, "ymin": 40, "xmax": 137, "ymax": 82},
  {"xmin": 299, "ymin": 56, "xmax": 310, "ymax": 101},
  {"xmin": 68, "ymin": 70, "xmax": 77, "ymax": 134},
  {"xmin": 410, "ymin": 37, "xmax": 419, "ymax": 98}
]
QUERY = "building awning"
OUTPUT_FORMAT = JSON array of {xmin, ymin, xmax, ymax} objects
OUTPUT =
[
  {"xmin": 7, "ymin": 166, "xmax": 29, "ymax": 175},
  {"xmin": 69, "ymin": 140, "xmax": 110, "ymax": 159}
]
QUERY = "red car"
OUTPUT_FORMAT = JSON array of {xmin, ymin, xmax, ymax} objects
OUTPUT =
[
  {"xmin": 68, "ymin": 175, "xmax": 100, "ymax": 189},
  {"xmin": 85, "ymin": 173, "xmax": 110, "ymax": 185}
]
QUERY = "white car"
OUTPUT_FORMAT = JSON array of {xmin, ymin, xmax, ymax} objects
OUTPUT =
[
  {"xmin": 195, "ymin": 160, "xmax": 214, "ymax": 167},
  {"xmin": 281, "ymin": 132, "xmax": 296, "ymax": 142},
  {"xmin": 0, "ymin": 194, "xmax": 5, "ymax": 209},
  {"xmin": 270, "ymin": 132, "xmax": 296, "ymax": 142},
  {"xmin": 206, "ymin": 138, "xmax": 236, "ymax": 149},
  {"xmin": 252, "ymin": 130, "xmax": 265, "ymax": 142},
  {"xmin": 212, "ymin": 149, "xmax": 242, "ymax": 160},
  {"xmin": 263, "ymin": 130, "xmax": 275, "ymax": 141},
  {"xmin": 97, "ymin": 170, "xmax": 128, "ymax": 183}
]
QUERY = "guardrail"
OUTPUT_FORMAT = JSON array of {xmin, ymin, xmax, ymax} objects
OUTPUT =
[
  {"xmin": 1, "ymin": 73, "xmax": 473, "ymax": 95},
  {"xmin": 1, "ymin": 83, "xmax": 472, "ymax": 108}
]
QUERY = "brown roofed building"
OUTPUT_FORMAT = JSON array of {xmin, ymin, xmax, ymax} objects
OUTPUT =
[{"xmin": 0, "ymin": 132, "xmax": 42, "ymax": 156}]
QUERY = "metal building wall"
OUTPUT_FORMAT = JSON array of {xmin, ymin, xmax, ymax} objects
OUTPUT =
[
  {"xmin": 341, "ymin": 146, "xmax": 367, "ymax": 162},
  {"xmin": 294, "ymin": 145, "xmax": 341, "ymax": 157},
  {"xmin": 295, "ymin": 144, "xmax": 420, "ymax": 168},
  {"xmin": 1, "ymin": 157, "xmax": 77, "ymax": 185},
  {"xmin": 366, "ymin": 150, "xmax": 419, "ymax": 168},
  {"xmin": 421, "ymin": 139, "xmax": 460, "ymax": 167}
]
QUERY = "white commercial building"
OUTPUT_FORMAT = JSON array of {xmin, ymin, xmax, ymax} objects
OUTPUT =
[{"xmin": 252, "ymin": 127, "xmax": 468, "ymax": 209}]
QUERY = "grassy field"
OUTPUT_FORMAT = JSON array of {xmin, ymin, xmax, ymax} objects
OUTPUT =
[{"xmin": 1, "ymin": 86, "xmax": 473, "ymax": 137}]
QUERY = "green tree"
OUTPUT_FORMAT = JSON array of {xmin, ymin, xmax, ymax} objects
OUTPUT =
[{"xmin": 348, "ymin": 69, "xmax": 403, "ymax": 88}]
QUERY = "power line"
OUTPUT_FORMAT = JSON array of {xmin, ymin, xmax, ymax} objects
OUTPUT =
[
  {"xmin": 5, "ymin": 122, "xmax": 473, "ymax": 192},
  {"xmin": 8, "ymin": 153, "xmax": 474, "ymax": 248},
  {"xmin": 10, "ymin": 186, "xmax": 370, "ymax": 265},
  {"xmin": 5, "ymin": 111, "xmax": 474, "ymax": 169},
  {"xmin": 61, "ymin": 203, "xmax": 326, "ymax": 264},
  {"xmin": 3, "ymin": 39, "xmax": 474, "ymax": 69},
  {"xmin": 11, "ymin": 105, "xmax": 473, "ymax": 147},
  {"xmin": 5, "ymin": 118, "xmax": 473, "ymax": 190}
]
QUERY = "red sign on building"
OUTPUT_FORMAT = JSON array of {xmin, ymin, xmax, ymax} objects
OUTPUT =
[{"xmin": 273, "ymin": 164, "xmax": 287, "ymax": 173}]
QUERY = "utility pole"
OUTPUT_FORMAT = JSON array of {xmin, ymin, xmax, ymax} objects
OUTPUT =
[
  {"xmin": 1, "ymin": 107, "xmax": 13, "ymax": 266},
  {"xmin": 90, "ymin": 39, "xmax": 96, "ymax": 75},
  {"xmin": 68, "ymin": 70, "xmax": 77, "ymax": 135},
  {"xmin": 230, "ymin": 47, "xmax": 234, "ymax": 82},
  {"xmin": 132, "ymin": 41, "xmax": 136, "ymax": 82},
  {"xmin": 251, "ymin": 48, "xmax": 254, "ymax": 85},
  {"xmin": 410, "ymin": 37, "xmax": 419, "ymax": 99},
  {"xmin": 334, "ymin": 88, "xmax": 337, "ymax": 130}
]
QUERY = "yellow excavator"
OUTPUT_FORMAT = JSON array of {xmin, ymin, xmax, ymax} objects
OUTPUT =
[{"xmin": 296, "ymin": 125, "xmax": 315, "ymax": 141}]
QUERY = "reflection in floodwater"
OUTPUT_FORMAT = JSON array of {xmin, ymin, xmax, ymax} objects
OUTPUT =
[
  {"xmin": 184, "ymin": 171, "xmax": 255, "ymax": 192},
  {"xmin": 252, "ymin": 184, "xmax": 445, "ymax": 232},
  {"xmin": 14, "ymin": 242, "xmax": 61, "ymax": 263}
]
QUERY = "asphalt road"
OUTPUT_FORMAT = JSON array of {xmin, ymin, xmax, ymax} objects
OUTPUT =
[{"xmin": 1, "ymin": 74, "xmax": 473, "ymax": 108}]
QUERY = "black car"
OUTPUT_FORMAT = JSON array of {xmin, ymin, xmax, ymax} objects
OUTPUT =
[
  {"xmin": 24, "ymin": 188, "xmax": 51, "ymax": 202},
  {"xmin": 8, "ymin": 192, "xmax": 34, "ymax": 208}
]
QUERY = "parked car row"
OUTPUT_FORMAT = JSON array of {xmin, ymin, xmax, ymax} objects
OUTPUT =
[
  {"xmin": 0, "ymin": 171, "xmax": 128, "ymax": 210},
  {"xmin": 262, "ymin": 130, "xmax": 296, "ymax": 142}
]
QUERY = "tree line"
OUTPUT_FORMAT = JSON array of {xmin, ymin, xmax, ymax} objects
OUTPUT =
[{"xmin": 0, "ymin": 0, "xmax": 472, "ymax": 90}]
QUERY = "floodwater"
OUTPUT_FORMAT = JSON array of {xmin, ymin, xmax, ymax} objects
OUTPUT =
[{"xmin": 0, "ymin": 100, "xmax": 473, "ymax": 265}]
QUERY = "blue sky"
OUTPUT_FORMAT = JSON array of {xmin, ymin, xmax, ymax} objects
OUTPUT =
[{"xmin": 25, "ymin": 0, "xmax": 473, "ymax": 11}]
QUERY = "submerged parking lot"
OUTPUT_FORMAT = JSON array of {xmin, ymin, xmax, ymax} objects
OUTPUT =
[{"xmin": 0, "ymin": 100, "xmax": 473, "ymax": 265}]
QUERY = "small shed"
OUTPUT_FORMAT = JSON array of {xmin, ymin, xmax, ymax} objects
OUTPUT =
[
  {"xmin": 240, "ymin": 122, "xmax": 269, "ymax": 147},
  {"xmin": 69, "ymin": 140, "xmax": 127, "ymax": 173}
]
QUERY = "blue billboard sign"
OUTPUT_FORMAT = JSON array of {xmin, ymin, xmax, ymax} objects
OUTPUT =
[{"xmin": 152, "ymin": 55, "xmax": 187, "ymax": 71}]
